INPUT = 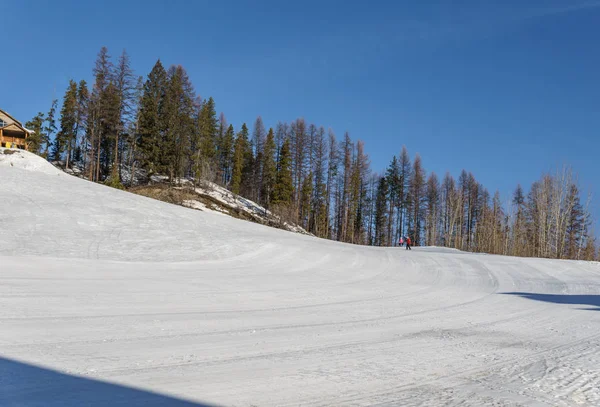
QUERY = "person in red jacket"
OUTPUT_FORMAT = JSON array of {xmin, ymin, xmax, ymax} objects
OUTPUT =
[{"xmin": 405, "ymin": 236, "xmax": 412, "ymax": 250}]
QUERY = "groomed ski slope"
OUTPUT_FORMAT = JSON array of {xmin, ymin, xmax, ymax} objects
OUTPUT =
[{"xmin": 1, "ymin": 150, "xmax": 600, "ymax": 407}]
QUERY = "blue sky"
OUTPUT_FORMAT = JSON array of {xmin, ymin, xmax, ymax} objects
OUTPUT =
[{"xmin": 3, "ymin": 0, "xmax": 600, "ymax": 229}]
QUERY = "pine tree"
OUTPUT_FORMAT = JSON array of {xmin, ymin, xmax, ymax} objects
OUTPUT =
[
  {"xmin": 325, "ymin": 129, "xmax": 338, "ymax": 239},
  {"xmin": 365, "ymin": 174, "xmax": 378, "ymax": 245},
  {"xmin": 24, "ymin": 113, "xmax": 45, "ymax": 155},
  {"xmin": 311, "ymin": 126, "xmax": 328, "ymax": 236},
  {"xmin": 491, "ymin": 190, "xmax": 505, "ymax": 254},
  {"xmin": 221, "ymin": 124, "xmax": 235, "ymax": 186},
  {"xmin": 198, "ymin": 96, "xmax": 218, "ymax": 177},
  {"xmin": 252, "ymin": 116, "xmax": 266, "ymax": 202},
  {"xmin": 239, "ymin": 123, "xmax": 254, "ymax": 197},
  {"xmin": 273, "ymin": 138, "xmax": 293, "ymax": 205},
  {"xmin": 440, "ymin": 172, "xmax": 459, "ymax": 248},
  {"xmin": 114, "ymin": 49, "xmax": 137, "ymax": 181},
  {"xmin": 162, "ymin": 65, "xmax": 196, "ymax": 182},
  {"xmin": 87, "ymin": 46, "xmax": 114, "ymax": 181},
  {"xmin": 512, "ymin": 185, "xmax": 526, "ymax": 256},
  {"xmin": 340, "ymin": 132, "xmax": 353, "ymax": 242},
  {"xmin": 261, "ymin": 128, "xmax": 277, "ymax": 208},
  {"xmin": 138, "ymin": 60, "xmax": 167, "ymax": 177},
  {"xmin": 350, "ymin": 140, "xmax": 369, "ymax": 244},
  {"xmin": 55, "ymin": 80, "xmax": 78, "ymax": 165},
  {"xmin": 231, "ymin": 128, "xmax": 245, "ymax": 195},
  {"xmin": 407, "ymin": 154, "xmax": 426, "ymax": 245},
  {"xmin": 385, "ymin": 156, "xmax": 400, "ymax": 244},
  {"xmin": 374, "ymin": 176, "xmax": 389, "ymax": 246},
  {"xmin": 566, "ymin": 184, "xmax": 586, "ymax": 259},
  {"xmin": 274, "ymin": 122, "xmax": 288, "ymax": 163},
  {"xmin": 43, "ymin": 99, "xmax": 58, "ymax": 159},
  {"xmin": 75, "ymin": 80, "xmax": 89, "ymax": 164},
  {"xmin": 103, "ymin": 82, "xmax": 122, "ymax": 184},
  {"xmin": 425, "ymin": 172, "xmax": 440, "ymax": 246},
  {"xmin": 300, "ymin": 172, "xmax": 313, "ymax": 229},
  {"xmin": 216, "ymin": 113, "xmax": 228, "ymax": 184},
  {"xmin": 291, "ymin": 118, "xmax": 307, "ymax": 212},
  {"xmin": 396, "ymin": 146, "xmax": 411, "ymax": 242}
]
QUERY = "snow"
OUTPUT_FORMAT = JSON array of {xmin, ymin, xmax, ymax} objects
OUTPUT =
[
  {"xmin": 199, "ymin": 181, "xmax": 272, "ymax": 218},
  {"xmin": 0, "ymin": 148, "xmax": 63, "ymax": 176},
  {"xmin": 182, "ymin": 199, "xmax": 228, "ymax": 215},
  {"xmin": 2, "ymin": 153, "xmax": 600, "ymax": 406}
]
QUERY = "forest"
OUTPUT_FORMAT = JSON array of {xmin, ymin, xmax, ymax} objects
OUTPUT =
[{"xmin": 23, "ymin": 47, "xmax": 599, "ymax": 261}]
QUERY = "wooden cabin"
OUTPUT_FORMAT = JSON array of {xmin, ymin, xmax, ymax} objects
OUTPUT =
[{"xmin": 0, "ymin": 109, "xmax": 33, "ymax": 150}]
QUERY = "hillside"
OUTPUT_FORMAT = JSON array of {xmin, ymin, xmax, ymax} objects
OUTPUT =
[
  {"xmin": 51, "ymin": 158, "xmax": 310, "ymax": 236},
  {"xmin": 1, "ymin": 148, "xmax": 600, "ymax": 406}
]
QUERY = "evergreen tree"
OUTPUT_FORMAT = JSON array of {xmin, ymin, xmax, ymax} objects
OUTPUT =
[
  {"xmin": 239, "ymin": 123, "xmax": 254, "ymax": 197},
  {"xmin": 221, "ymin": 124, "xmax": 235, "ymax": 186},
  {"xmin": 55, "ymin": 80, "xmax": 78, "ymax": 165},
  {"xmin": 326, "ymin": 129, "xmax": 339, "ymax": 239},
  {"xmin": 138, "ymin": 60, "xmax": 167, "ymax": 176},
  {"xmin": 162, "ymin": 65, "xmax": 196, "ymax": 182},
  {"xmin": 311, "ymin": 126, "xmax": 328, "ymax": 237},
  {"xmin": 102, "ymin": 82, "xmax": 122, "ymax": 182},
  {"xmin": 198, "ymin": 96, "xmax": 218, "ymax": 175},
  {"xmin": 512, "ymin": 185, "xmax": 526, "ymax": 256},
  {"xmin": 291, "ymin": 118, "xmax": 307, "ymax": 211},
  {"xmin": 75, "ymin": 80, "xmax": 89, "ymax": 164},
  {"xmin": 440, "ymin": 172, "xmax": 458, "ymax": 248},
  {"xmin": 273, "ymin": 138, "xmax": 293, "ymax": 205},
  {"xmin": 339, "ymin": 132, "xmax": 353, "ymax": 242},
  {"xmin": 374, "ymin": 176, "xmax": 389, "ymax": 246},
  {"xmin": 125, "ymin": 75, "xmax": 144, "ymax": 186},
  {"xmin": 231, "ymin": 128, "xmax": 245, "ymax": 195},
  {"xmin": 216, "ymin": 113, "xmax": 228, "ymax": 184},
  {"xmin": 252, "ymin": 116, "xmax": 267, "ymax": 202},
  {"xmin": 24, "ymin": 113, "xmax": 45, "ymax": 155},
  {"xmin": 408, "ymin": 154, "xmax": 426, "ymax": 245},
  {"xmin": 261, "ymin": 128, "xmax": 277, "ymax": 208},
  {"xmin": 87, "ymin": 46, "xmax": 114, "ymax": 181},
  {"xmin": 425, "ymin": 172, "xmax": 440, "ymax": 246},
  {"xmin": 385, "ymin": 156, "xmax": 400, "ymax": 244},
  {"xmin": 566, "ymin": 184, "xmax": 586, "ymax": 259},
  {"xmin": 274, "ymin": 121, "xmax": 288, "ymax": 163},
  {"xmin": 350, "ymin": 140, "xmax": 369, "ymax": 244},
  {"xmin": 43, "ymin": 99, "xmax": 58, "ymax": 158},
  {"xmin": 114, "ymin": 49, "xmax": 137, "ymax": 180},
  {"xmin": 396, "ymin": 146, "xmax": 411, "ymax": 241},
  {"xmin": 300, "ymin": 172, "xmax": 313, "ymax": 228},
  {"xmin": 491, "ymin": 190, "xmax": 505, "ymax": 254}
]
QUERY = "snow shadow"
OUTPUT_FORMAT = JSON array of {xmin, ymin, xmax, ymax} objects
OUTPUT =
[
  {"xmin": 502, "ymin": 292, "xmax": 600, "ymax": 311},
  {"xmin": 0, "ymin": 356, "xmax": 218, "ymax": 407}
]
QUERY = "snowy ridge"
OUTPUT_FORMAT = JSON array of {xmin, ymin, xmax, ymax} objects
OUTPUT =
[
  {"xmin": 0, "ymin": 148, "xmax": 63, "ymax": 175},
  {"xmin": 199, "ymin": 181, "xmax": 273, "ymax": 218},
  {"xmin": 50, "ymin": 159, "xmax": 310, "ymax": 235},
  {"xmin": 2, "ymin": 150, "xmax": 600, "ymax": 406}
]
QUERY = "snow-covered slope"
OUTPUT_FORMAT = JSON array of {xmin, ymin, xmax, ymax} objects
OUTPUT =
[
  {"xmin": 52, "ymin": 158, "xmax": 310, "ymax": 235},
  {"xmin": 0, "ymin": 147, "xmax": 62, "ymax": 175},
  {"xmin": 1, "ymin": 149, "xmax": 600, "ymax": 406}
]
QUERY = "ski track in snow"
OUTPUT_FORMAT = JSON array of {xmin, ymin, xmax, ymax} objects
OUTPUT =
[{"xmin": 2, "ymin": 153, "xmax": 600, "ymax": 406}]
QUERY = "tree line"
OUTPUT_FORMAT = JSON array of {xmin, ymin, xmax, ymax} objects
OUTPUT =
[{"xmin": 25, "ymin": 47, "xmax": 599, "ymax": 261}]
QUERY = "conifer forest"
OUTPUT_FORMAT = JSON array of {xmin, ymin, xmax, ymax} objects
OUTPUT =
[{"xmin": 25, "ymin": 47, "xmax": 598, "ymax": 260}]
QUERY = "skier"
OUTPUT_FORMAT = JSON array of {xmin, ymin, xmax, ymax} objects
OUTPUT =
[
  {"xmin": 405, "ymin": 236, "xmax": 412, "ymax": 250},
  {"xmin": 399, "ymin": 237, "xmax": 404, "ymax": 247}
]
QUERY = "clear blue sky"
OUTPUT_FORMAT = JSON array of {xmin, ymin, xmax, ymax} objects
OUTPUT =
[{"xmin": 3, "ymin": 1, "xmax": 599, "ymax": 230}]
